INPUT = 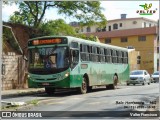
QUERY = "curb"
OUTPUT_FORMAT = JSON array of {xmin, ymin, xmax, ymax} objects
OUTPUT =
[{"xmin": 2, "ymin": 89, "xmax": 45, "ymax": 98}]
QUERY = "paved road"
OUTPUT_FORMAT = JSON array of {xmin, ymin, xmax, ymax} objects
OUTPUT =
[{"xmin": 2, "ymin": 83, "xmax": 159, "ymax": 119}]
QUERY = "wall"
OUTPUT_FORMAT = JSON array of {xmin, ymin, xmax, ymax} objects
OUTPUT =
[
  {"xmin": 101, "ymin": 34, "xmax": 155, "ymax": 73},
  {"xmin": 2, "ymin": 52, "xmax": 27, "ymax": 90},
  {"xmin": 128, "ymin": 50, "xmax": 140, "ymax": 71}
]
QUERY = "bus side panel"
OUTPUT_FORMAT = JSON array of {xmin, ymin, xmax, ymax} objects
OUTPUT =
[
  {"xmin": 69, "ymin": 74, "xmax": 83, "ymax": 88},
  {"xmin": 28, "ymin": 76, "xmax": 71, "ymax": 88}
]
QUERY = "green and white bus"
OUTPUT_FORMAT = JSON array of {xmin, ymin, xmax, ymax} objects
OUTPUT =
[{"xmin": 27, "ymin": 36, "xmax": 129, "ymax": 94}]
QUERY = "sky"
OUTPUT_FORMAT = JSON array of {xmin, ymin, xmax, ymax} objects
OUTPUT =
[{"xmin": 2, "ymin": 1, "xmax": 159, "ymax": 23}]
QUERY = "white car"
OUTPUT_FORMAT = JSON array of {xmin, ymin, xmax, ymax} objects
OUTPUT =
[
  {"xmin": 127, "ymin": 70, "xmax": 151, "ymax": 86},
  {"xmin": 151, "ymin": 71, "xmax": 159, "ymax": 83}
]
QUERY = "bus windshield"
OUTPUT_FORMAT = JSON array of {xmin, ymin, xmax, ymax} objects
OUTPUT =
[{"xmin": 28, "ymin": 46, "xmax": 69, "ymax": 74}]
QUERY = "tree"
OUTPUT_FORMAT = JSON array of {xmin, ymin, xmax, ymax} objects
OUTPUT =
[
  {"xmin": 8, "ymin": 1, "xmax": 106, "ymax": 27},
  {"xmin": 38, "ymin": 19, "xmax": 76, "ymax": 36}
]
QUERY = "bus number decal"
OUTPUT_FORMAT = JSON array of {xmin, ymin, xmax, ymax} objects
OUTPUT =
[{"xmin": 81, "ymin": 64, "xmax": 88, "ymax": 69}]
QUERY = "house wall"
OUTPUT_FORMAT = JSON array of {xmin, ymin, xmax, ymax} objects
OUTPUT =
[
  {"xmin": 100, "ymin": 34, "xmax": 155, "ymax": 74},
  {"xmin": 128, "ymin": 50, "xmax": 140, "ymax": 71},
  {"xmin": 2, "ymin": 52, "xmax": 27, "ymax": 90}
]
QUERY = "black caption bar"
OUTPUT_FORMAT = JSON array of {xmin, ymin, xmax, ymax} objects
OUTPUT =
[{"xmin": 0, "ymin": 111, "xmax": 159, "ymax": 119}]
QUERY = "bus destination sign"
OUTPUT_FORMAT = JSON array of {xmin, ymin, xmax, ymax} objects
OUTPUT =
[
  {"xmin": 33, "ymin": 39, "xmax": 61, "ymax": 45},
  {"xmin": 28, "ymin": 38, "xmax": 67, "ymax": 46}
]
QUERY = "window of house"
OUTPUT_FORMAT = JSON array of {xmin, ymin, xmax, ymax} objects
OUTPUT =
[
  {"xmin": 108, "ymin": 26, "xmax": 111, "ymax": 31},
  {"xmin": 113, "ymin": 23, "xmax": 118, "ymax": 30},
  {"xmin": 157, "ymin": 59, "xmax": 159, "ymax": 71},
  {"xmin": 138, "ymin": 36, "xmax": 146, "ymax": 41},
  {"xmin": 121, "ymin": 37, "xmax": 128, "ymax": 42},
  {"xmin": 105, "ymin": 38, "xmax": 111, "ymax": 44},
  {"xmin": 149, "ymin": 23, "xmax": 152, "ymax": 27},
  {"xmin": 120, "ymin": 23, "xmax": 122, "ymax": 27},
  {"xmin": 102, "ymin": 26, "xmax": 106, "ymax": 32},
  {"xmin": 86, "ymin": 27, "xmax": 91, "ymax": 32},
  {"xmin": 157, "ymin": 47, "xmax": 159, "ymax": 53},
  {"xmin": 144, "ymin": 22, "xmax": 146, "ymax": 28}
]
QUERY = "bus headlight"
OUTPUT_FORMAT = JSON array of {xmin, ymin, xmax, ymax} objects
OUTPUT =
[
  {"xmin": 65, "ymin": 73, "xmax": 69, "ymax": 77},
  {"xmin": 28, "ymin": 74, "xmax": 30, "ymax": 78}
]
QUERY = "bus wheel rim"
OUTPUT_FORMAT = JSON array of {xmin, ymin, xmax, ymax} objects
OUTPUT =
[{"xmin": 82, "ymin": 81, "xmax": 86, "ymax": 91}]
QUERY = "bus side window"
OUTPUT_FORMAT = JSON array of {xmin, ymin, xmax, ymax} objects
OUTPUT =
[
  {"xmin": 125, "ymin": 52, "xmax": 128, "ymax": 64},
  {"xmin": 86, "ymin": 45, "xmax": 90, "ymax": 61},
  {"xmin": 97, "ymin": 47, "xmax": 100, "ymax": 62},
  {"xmin": 71, "ymin": 50, "xmax": 79, "ymax": 69},
  {"xmin": 101, "ymin": 48, "xmax": 105, "ymax": 62},
  {"xmin": 80, "ymin": 44, "xmax": 85, "ymax": 61},
  {"xmin": 118, "ymin": 51, "xmax": 122, "ymax": 63},
  {"xmin": 111, "ymin": 50, "xmax": 114, "ymax": 63},
  {"xmin": 92, "ymin": 46, "xmax": 97, "ymax": 62},
  {"xmin": 122, "ymin": 52, "xmax": 127, "ymax": 64},
  {"xmin": 105, "ymin": 49, "xmax": 111, "ymax": 63},
  {"xmin": 115, "ymin": 50, "xmax": 118, "ymax": 63}
]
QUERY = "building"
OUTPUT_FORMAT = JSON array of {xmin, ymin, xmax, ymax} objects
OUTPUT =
[
  {"xmin": 70, "ymin": 14, "xmax": 157, "ymax": 33},
  {"xmin": 128, "ymin": 48, "xmax": 140, "ymax": 71},
  {"xmin": 70, "ymin": 15, "xmax": 158, "ymax": 73}
]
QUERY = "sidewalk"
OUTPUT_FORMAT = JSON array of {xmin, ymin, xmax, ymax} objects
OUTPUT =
[{"xmin": 1, "ymin": 88, "xmax": 45, "ymax": 98}]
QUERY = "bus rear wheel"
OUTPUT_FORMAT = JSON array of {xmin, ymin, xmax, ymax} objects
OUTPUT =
[
  {"xmin": 78, "ymin": 77, "xmax": 87, "ymax": 94},
  {"xmin": 45, "ymin": 87, "xmax": 55, "ymax": 95}
]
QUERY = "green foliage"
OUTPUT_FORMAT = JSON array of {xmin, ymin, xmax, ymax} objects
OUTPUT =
[
  {"xmin": 3, "ymin": 27, "xmax": 20, "ymax": 52},
  {"xmin": 73, "ymin": 34, "xmax": 97, "ymax": 42},
  {"xmin": 39, "ymin": 19, "xmax": 76, "ymax": 36},
  {"xmin": 8, "ymin": 1, "xmax": 107, "ymax": 27}
]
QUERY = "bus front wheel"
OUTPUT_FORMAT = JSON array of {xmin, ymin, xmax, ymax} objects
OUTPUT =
[
  {"xmin": 45, "ymin": 87, "xmax": 55, "ymax": 95},
  {"xmin": 78, "ymin": 77, "xmax": 87, "ymax": 94}
]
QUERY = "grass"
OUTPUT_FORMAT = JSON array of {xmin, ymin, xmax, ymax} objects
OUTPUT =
[{"xmin": 27, "ymin": 99, "xmax": 39, "ymax": 105}]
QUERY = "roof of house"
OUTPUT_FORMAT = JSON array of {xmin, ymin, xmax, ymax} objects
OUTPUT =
[
  {"xmin": 70, "ymin": 17, "xmax": 157, "ymax": 27},
  {"xmin": 85, "ymin": 26, "xmax": 157, "ymax": 38},
  {"xmin": 107, "ymin": 17, "xmax": 157, "ymax": 23}
]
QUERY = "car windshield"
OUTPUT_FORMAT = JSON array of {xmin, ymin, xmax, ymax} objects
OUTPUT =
[
  {"xmin": 130, "ymin": 71, "xmax": 143, "ymax": 75},
  {"xmin": 153, "ymin": 72, "xmax": 159, "ymax": 75}
]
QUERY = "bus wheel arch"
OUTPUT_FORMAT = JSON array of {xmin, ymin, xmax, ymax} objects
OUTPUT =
[
  {"xmin": 113, "ymin": 73, "xmax": 119, "ymax": 89},
  {"xmin": 78, "ymin": 73, "xmax": 91, "ymax": 94},
  {"xmin": 83, "ymin": 73, "xmax": 92, "ymax": 92},
  {"xmin": 78, "ymin": 77, "xmax": 87, "ymax": 94}
]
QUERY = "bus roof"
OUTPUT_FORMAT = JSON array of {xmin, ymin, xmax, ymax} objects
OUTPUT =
[{"xmin": 28, "ymin": 36, "xmax": 128, "ymax": 51}]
